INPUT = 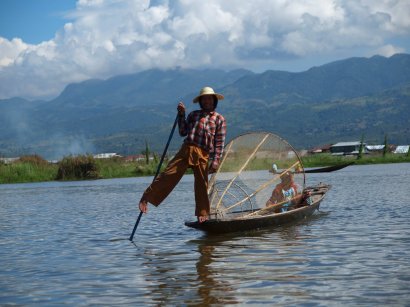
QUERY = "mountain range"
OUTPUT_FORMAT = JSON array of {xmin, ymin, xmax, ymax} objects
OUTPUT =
[{"xmin": 1, "ymin": 54, "xmax": 409, "ymax": 159}]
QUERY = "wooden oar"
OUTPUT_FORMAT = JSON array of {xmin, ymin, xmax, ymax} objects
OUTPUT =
[{"xmin": 129, "ymin": 113, "xmax": 179, "ymax": 241}]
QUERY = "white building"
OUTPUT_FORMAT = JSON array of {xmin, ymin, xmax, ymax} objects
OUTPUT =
[
  {"xmin": 0, "ymin": 157, "xmax": 19, "ymax": 164},
  {"xmin": 93, "ymin": 153, "xmax": 121, "ymax": 159},
  {"xmin": 393, "ymin": 145, "xmax": 409, "ymax": 154},
  {"xmin": 330, "ymin": 141, "xmax": 367, "ymax": 155}
]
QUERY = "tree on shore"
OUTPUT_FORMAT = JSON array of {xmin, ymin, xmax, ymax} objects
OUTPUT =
[
  {"xmin": 357, "ymin": 134, "xmax": 365, "ymax": 160},
  {"xmin": 142, "ymin": 139, "xmax": 150, "ymax": 165},
  {"xmin": 383, "ymin": 134, "xmax": 388, "ymax": 157}
]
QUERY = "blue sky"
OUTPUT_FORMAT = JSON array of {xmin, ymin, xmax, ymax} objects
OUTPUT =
[
  {"xmin": 0, "ymin": 0, "xmax": 76, "ymax": 44},
  {"xmin": 0, "ymin": 0, "xmax": 409, "ymax": 100}
]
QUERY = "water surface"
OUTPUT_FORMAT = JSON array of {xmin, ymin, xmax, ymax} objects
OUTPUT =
[{"xmin": 1, "ymin": 163, "xmax": 410, "ymax": 305}]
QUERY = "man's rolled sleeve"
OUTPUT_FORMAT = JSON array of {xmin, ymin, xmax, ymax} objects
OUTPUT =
[{"xmin": 178, "ymin": 113, "xmax": 188, "ymax": 136}]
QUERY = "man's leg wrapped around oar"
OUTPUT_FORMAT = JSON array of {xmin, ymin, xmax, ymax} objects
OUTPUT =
[{"xmin": 139, "ymin": 143, "xmax": 210, "ymax": 221}]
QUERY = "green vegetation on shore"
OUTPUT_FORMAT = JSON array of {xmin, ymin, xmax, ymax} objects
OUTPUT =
[
  {"xmin": 0, "ymin": 155, "xmax": 58, "ymax": 183},
  {"xmin": 56, "ymin": 155, "xmax": 100, "ymax": 181},
  {"xmin": 301, "ymin": 153, "xmax": 410, "ymax": 167},
  {"xmin": 0, "ymin": 154, "xmax": 167, "ymax": 184},
  {"xmin": 1, "ymin": 153, "xmax": 410, "ymax": 184}
]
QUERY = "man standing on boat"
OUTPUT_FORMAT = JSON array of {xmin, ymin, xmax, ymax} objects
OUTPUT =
[{"xmin": 138, "ymin": 87, "xmax": 227, "ymax": 223}]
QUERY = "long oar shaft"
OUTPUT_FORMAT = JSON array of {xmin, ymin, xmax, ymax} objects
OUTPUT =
[
  {"xmin": 153, "ymin": 115, "xmax": 179, "ymax": 179},
  {"xmin": 129, "ymin": 114, "xmax": 179, "ymax": 241}
]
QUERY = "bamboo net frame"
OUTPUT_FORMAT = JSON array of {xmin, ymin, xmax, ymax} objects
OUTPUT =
[
  {"xmin": 214, "ymin": 133, "xmax": 270, "ymax": 211},
  {"xmin": 208, "ymin": 132, "xmax": 305, "ymax": 218},
  {"xmin": 239, "ymin": 193, "xmax": 301, "ymax": 219},
  {"xmin": 221, "ymin": 160, "xmax": 301, "ymax": 213},
  {"xmin": 208, "ymin": 141, "xmax": 234, "ymax": 194}
]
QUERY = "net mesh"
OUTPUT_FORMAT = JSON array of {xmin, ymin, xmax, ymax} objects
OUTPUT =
[{"xmin": 208, "ymin": 132, "xmax": 305, "ymax": 219}]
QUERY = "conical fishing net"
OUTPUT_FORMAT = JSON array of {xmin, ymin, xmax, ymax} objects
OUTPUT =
[{"xmin": 208, "ymin": 132, "xmax": 305, "ymax": 219}]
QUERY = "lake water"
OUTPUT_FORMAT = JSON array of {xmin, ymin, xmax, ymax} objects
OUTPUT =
[{"xmin": 1, "ymin": 163, "xmax": 410, "ymax": 306}]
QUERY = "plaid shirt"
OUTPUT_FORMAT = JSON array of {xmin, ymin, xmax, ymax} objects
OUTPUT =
[{"xmin": 178, "ymin": 110, "xmax": 226, "ymax": 168}]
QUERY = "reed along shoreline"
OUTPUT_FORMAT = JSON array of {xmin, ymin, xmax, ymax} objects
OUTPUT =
[{"xmin": 1, "ymin": 153, "xmax": 410, "ymax": 184}]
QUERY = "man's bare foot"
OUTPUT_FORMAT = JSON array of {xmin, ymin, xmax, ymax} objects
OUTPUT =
[
  {"xmin": 197, "ymin": 215, "xmax": 209, "ymax": 223},
  {"xmin": 139, "ymin": 199, "xmax": 148, "ymax": 213}
]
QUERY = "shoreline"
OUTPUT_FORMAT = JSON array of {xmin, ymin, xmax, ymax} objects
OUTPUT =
[{"xmin": 1, "ymin": 154, "xmax": 409, "ymax": 184}]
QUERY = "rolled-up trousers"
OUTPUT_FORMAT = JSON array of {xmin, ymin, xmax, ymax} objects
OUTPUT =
[{"xmin": 142, "ymin": 143, "xmax": 210, "ymax": 217}]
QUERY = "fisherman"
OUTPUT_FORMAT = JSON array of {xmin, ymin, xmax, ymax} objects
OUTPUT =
[
  {"xmin": 138, "ymin": 87, "xmax": 227, "ymax": 223},
  {"xmin": 266, "ymin": 171, "xmax": 300, "ymax": 212}
]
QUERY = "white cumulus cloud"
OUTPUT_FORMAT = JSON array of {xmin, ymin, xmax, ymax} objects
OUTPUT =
[
  {"xmin": 375, "ymin": 44, "xmax": 405, "ymax": 57},
  {"xmin": 0, "ymin": 37, "xmax": 31, "ymax": 67},
  {"xmin": 0, "ymin": 0, "xmax": 409, "ymax": 100}
]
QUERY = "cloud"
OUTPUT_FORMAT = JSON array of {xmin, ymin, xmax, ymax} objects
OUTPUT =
[
  {"xmin": 374, "ymin": 44, "xmax": 405, "ymax": 57},
  {"xmin": 0, "ymin": 0, "xmax": 409, "ymax": 100},
  {"xmin": 0, "ymin": 37, "xmax": 30, "ymax": 66}
]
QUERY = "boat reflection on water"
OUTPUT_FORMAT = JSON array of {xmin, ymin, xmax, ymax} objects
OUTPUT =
[
  {"xmin": 188, "ymin": 220, "xmax": 323, "ymax": 304},
  {"xmin": 138, "ymin": 234, "xmax": 239, "ymax": 305},
  {"xmin": 194, "ymin": 237, "xmax": 239, "ymax": 305},
  {"xmin": 138, "ymin": 211, "xmax": 328, "ymax": 305}
]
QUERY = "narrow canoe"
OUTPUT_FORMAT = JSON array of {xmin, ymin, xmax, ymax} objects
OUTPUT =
[
  {"xmin": 185, "ymin": 183, "xmax": 330, "ymax": 234},
  {"xmin": 304, "ymin": 162, "xmax": 353, "ymax": 173}
]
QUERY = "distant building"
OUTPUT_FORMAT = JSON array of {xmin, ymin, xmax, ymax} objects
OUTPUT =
[
  {"xmin": 124, "ymin": 154, "xmax": 146, "ymax": 162},
  {"xmin": 0, "ymin": 157, "xmax": 19, "ymax": 164},
  {"xmin": 366, "ymin": 145, "xmax": 385, "ymax": 155},
  {"xmin": 393, "ymin": 145, "xmax": 409, "ymax": 154},
  {"xmin": 330, "ymin": 141, "xmax": 367, "ymax": 155},
  {"xmin": 309, "ymin": 144, "xmax": 332, "ymax": 154},
  {"xmin": 366, "ymin": 144, "xmax": 399, "ymax": 154},
  {"xmin": 93, "ymin": 153, "xmax": 122, "ymax": 159},
  {"xmin": 366, "ymin": 145, "xmax": 385, "ymax": 152}
]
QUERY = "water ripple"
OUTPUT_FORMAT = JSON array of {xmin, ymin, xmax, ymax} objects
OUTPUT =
[{"xmin": 1, "ymin": 165, "xmax": 410, "ymax": 305}]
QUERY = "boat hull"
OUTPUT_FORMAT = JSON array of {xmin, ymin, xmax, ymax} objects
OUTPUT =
[
  {"xmin": 185, "ymin": 184, "xmax": 329, "ymax": 234},
  {"xmin": 304, "ymin": 162, "xmax": 353, "ymax": 173}
]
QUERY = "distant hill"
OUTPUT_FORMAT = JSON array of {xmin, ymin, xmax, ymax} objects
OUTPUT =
[
  {"xmin": 218, "ymin": 82, "xmax": 410, "ymax": 147},
  {"xmin": 222, "ymin": 54, "xmax": 410, "ymax": 104},
  {"xmin": 1, "ymin": 54, "xmax": 409, "ymax": 159},
  {"xmin": 52, "ymin": 68, "xmax": 253, "ymax": 107}
]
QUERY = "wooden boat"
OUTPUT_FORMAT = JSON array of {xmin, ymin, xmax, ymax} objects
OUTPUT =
[
  {"xmin": 304, "ymin": 162, "xmax": 353, "ymax": 173},
  {"xmin": 185, "ymin": 183, "xmax": 330, "ymax": 234},
  {"xmin": 185, "ymin": 132, "xmax": 333, "ymax": 234}
]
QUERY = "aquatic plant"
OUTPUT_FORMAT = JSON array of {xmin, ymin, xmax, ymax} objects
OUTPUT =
[
  {"xmin": 56, "ymin": 155, "xmax": 100, "ymax": 180},
  {"xmin": 0, "ymin": 156, "xmax": 57, "ymax": 184},
  {"xmin": 17, "ymin": 154, "xmax": 49, "ymax": 166},
  {"xmin": 95, "ymin": 157, "xmax": 136, "ymax": 178},
  {"xmin": 135, "ymin": 161, "xmax": 162, "ymax": 176}
]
